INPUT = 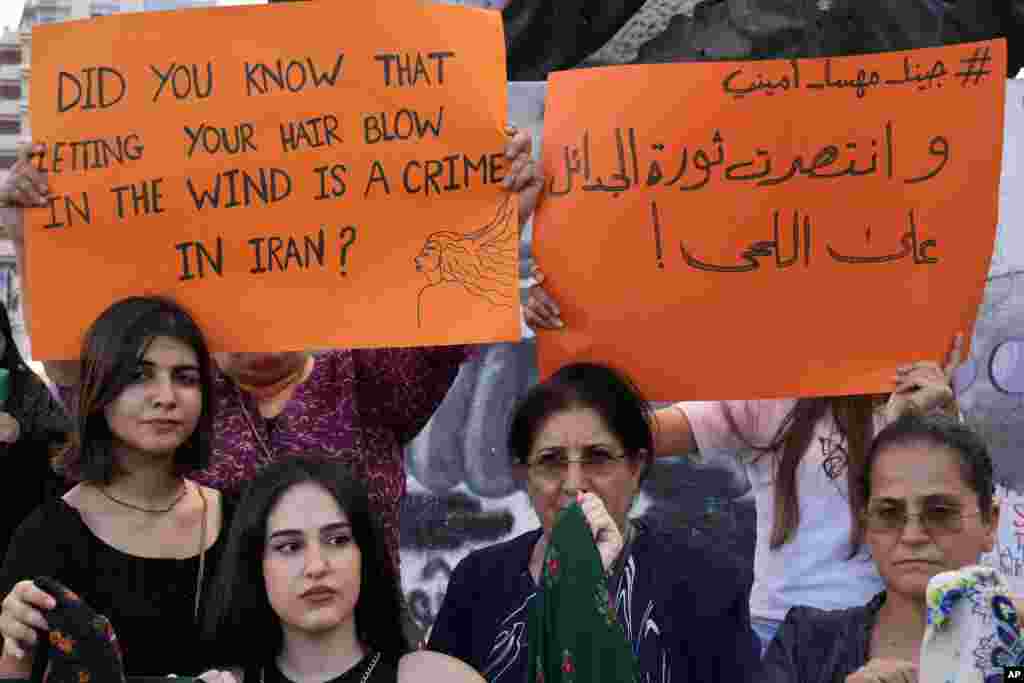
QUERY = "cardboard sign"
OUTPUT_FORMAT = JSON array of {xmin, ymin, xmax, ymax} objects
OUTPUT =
[
  {"xmin": 534, "ymin": 41, "xmax": 1007, "ymax": 400},
  {"xmin": 27, "ymin": 0, "xmax": 519, "ymax": 358}
]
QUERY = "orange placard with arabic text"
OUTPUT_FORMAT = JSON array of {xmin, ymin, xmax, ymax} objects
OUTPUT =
[
  {"xmin": 27, "ymin": 1, "xmax": 518, "ymax": 359},
  {"xmin": 534, "ymin": 41, "xmax": 1006, "ymax": 400}
]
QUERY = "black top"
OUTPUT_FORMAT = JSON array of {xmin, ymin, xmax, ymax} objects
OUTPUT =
[
  {"xmin": 255, "ymin": 653, "xmax": 398, "ymax": 683},
  {"xmin": 0, "ymin": 494, "xmax": 236, "ymax": 677},
  {"xmin": 760, "ymin": 592, "xmax": 885, "ymax": 683},
  {"xmin": 0, "ymin": 371, "xmax": 72, "ymax": 558},
  {"xmin": 428, "ymin": 518, "xmax": 759, "ymax": 683}
]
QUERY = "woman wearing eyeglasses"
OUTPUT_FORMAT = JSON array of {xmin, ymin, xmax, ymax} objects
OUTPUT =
[
  {"xmin": 760, "ymin": 413, "xmax": 1001, "ymax": 683},
  {"xmin": 526, "ymin": 269, "xmax": 962, "ymax": 657},
  {"xmin": 427, "ymin": 362, "xmax": 758, "ymax": 683}
]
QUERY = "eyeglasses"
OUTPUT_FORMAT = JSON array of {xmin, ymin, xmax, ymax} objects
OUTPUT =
[
  {"xmin": 862, "ymin": 505, "xmax": 984, "ymax": 536},
  {"xmin": 524, "ymin": 451, "xmax": 628, "ymax": 480}
]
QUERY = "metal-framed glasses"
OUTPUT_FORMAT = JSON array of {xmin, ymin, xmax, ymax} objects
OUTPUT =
[
  {"xmin": 862, "ymin": 503, "xmax": 984, "ymax": 536},
  {"xmin": 524, "ymin": 450, "xmax": 629, "ymax": 480}
]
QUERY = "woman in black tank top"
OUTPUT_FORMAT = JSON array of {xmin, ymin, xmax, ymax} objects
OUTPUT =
[{"xmin": 201, "ymin": 454, "xmax": 485, "ymax": 683}]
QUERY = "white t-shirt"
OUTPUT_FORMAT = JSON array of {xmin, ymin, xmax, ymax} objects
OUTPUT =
[{"xmin": 680, "ymin": 399, "xmax": 885, "ymax": 621}]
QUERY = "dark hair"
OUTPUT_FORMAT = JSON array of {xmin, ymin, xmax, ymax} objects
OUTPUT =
[
  {"xmin": 0, "ymin": 302, "xmax": 63, "ymax": 422},
  {"xmin": 862, "ymin": 413, "xmax": 996, "ymax": 522},
  {"xmin": 57, "ymin": 296, "xmax": 214, "ymax": 482},
  {"xmin": 0, "ymin": 302, "xmax": 31, "ymax": 387},
  {"xmin": 203, "ymin": 454, "xmax": 410, "ymax": 668},
  {"xmin": 728, "ymin": 396, "xmax": 880, "ymax": 553},
  {"xmin": 507, "ymin": 362, "xmax": 654, "ymax": 480}
]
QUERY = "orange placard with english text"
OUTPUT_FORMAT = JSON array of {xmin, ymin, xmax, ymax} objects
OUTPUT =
[{"xmin": 27, "ymin": 0, "xmax": 518, "ymax": 359}]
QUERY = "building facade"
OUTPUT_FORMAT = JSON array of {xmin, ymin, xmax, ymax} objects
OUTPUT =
[{"xmin": 3, "ymin": 0, "xmax": 218, "ymax": 353}]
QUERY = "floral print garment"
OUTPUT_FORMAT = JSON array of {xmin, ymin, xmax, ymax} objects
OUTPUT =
[
  {"xmin": 32, "ymin": 576, "xmax": 125, "ymax": 683},
  {"xmin": 195, "ymin": 347, "xmax": 468, "ymax": 564},
  {"xmin": 527, "ymin": 503, "xmax": 639, "ymax": 683},
  {"xmin": 922, "ymin": 565, "xmax": 1024, "ymax": 683},
  {"xmin": 61, "ymin": 347, "xmax": 468, "ymax": 564}
]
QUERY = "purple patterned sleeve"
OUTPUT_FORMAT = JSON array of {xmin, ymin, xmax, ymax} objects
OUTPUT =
[
  {"xmin": 353, "ymin": 344, "xmax": 472, "ymax": 446},
  {"xmin": 55, "ymin": 383, "xmax": 76, "ymax": 414}
]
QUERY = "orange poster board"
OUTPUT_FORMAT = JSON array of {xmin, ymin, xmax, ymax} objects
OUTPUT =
[
  {"xmin": 534, "ymin": 41, "xmax": 1006, "ymax": 400},
  {"xmin": 27, "ymin": 1, "xmax": 518, "ymax": 359}
]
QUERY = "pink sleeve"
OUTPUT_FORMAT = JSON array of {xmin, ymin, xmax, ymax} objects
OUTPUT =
[{"xmin": 678, "ymin": 400, "xmax": 795, "ymax": 461}]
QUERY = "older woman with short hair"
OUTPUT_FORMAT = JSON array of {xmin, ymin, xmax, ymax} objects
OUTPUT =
[
  {"xmin": 428, "ymin": 362, "xmax": 758, "ymax": 683},
  {"xmin": 761, "ymin": 413, "xmax": 1005, "ymax": 683}
]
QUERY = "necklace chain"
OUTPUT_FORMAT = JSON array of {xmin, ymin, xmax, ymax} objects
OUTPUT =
[
  {"xmin": 97, "ymin": 479, "xmax": 188, "ymax": 513},
  {"xmin": 263, "ymin": 652, "xmax": 381, "ymax": 683},
  {"xmin": 234, "ymin": 381, "xmax": 276, "ymax": 463}
]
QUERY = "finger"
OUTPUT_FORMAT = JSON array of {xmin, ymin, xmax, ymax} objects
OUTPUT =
[
  {"xmin": 526, "ymin": 291, "xmax": 559, "ymax": 325},
  {"xmin": 1, "ymin": 632, "xmax": 26, "ymax": 660},
  {"xmin": 14, "ymin": 142, "xmax": 40, "ymax": 167},
  {"xmin": 578, "ymin": 494, "xmax": 615, "ymax": 534},
  {"xmin": 895, "ymin": 360, "xmax": 942, "ymax": 373},
  {"xmin": 891, "ymin": 374, "xmax": 937, "ymax": 390},
  {"xmin": 505, "ymin": 129, "xmax": 530, "ymax": 159},
  {"xmin": 6, "ymin": 601, "xmax": 50, "ymax": 634},
  {"xmin": 9, "ymin": 151, "xmax": 49, "ymax": 201},
  {"xmin": 891, "ymin": 370, "xmax": 944, "ymax": 389},
  {"xmin": 16, "ymin": 160, "xmax": 49, "ymax": 195},
  {"xmin": 503, "ymin": 157, "xmax": 527, "ymax": 189},
  {"xmin": 531, "ymin": 286, "xmax": 561, "ymax": 319},
  {"xmin": 520, "ymin": 160, "xmax": 544, "ymax": 193},
  {"xmin": 16, "ymin": 178, "xmax": 48, "ymax": 208},
  {"xmin": 893, "ymin": 367, "xmax": 944, "ymax": 384},
  {"xmin": 528, "ymin": 266, "xmax": 546, "ymax": 285},
  {"xmin": 23, "ymin": 582, "xmax": 57, "ymax": 611},
  {"xmin": 0, "ymin": 614, "xmax": 40, "ymax": 648},
  {"xmin": 944, "ymin": 332, "xmax": 964, "ymax": 380},
  {"xmin": 508, "ymin": 159, "xmax": 535, "ymax": 192},
  {"xmin": 578, "ymin": 491, "xmax": 606, "ymax": 513},
  {"xmin": 525, "ymin": 300, "xmax": 561, "ymax": 329},
  {"xmin": 524, "ymin": 302, "xmax": 558, "ymax": 330},
  {"xmin": 25, "ymin": 168, "xmax": 50, "ymax": 200}
]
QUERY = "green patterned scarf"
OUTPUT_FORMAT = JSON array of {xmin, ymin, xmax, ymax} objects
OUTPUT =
[{"xmin": 526, "ymin": 503, "xmax": 640, "ymax": 683}]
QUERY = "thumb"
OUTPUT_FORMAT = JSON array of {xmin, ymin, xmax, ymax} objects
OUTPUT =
[{"xmin": 944, "ymin": 333, "xmax": 964, "ymax": 381}]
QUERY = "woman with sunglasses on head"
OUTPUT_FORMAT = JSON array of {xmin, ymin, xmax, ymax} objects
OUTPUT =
[
  {"xmin": 428, "ymin": 362, "xmax": 758, "ymax": 683},
  {"xmin": 0, "ymin": 297, "xmax": 234, "ymax": 678},
  {"xmin": 761, "ymin": 413, "xmax": 1002, "ymax": 683},
  {"xmin": 199, "ymin": 454, "xmax": 486, "ymax": 683}
]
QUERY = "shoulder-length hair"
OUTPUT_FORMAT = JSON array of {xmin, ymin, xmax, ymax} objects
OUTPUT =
[
  {"xmin": 57, "ymin": 296, "xmax": 214, "ymax": 483},
  {"xmin": 726, "ymin": 395, "xmax": 882, "ymax": 555},
  {"xmin": 0, "ymin": 300, "xmax": 49, "ymax": 408},
  {"xmin": 203, "ymin": 454, "xmax": 410, "ymax": 667}
]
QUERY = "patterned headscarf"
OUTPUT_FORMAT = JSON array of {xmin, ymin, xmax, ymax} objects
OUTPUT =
[
  {"xmin": 921, "ymin": 565, "xmax": 1024, "ymax": 683},
  {"xmin": 527, "ymin": 503, "xmax": 639, "ymax": 683},
  {"xmin": 29, "ymin": 576, "xmax": 125, "ymax": 683}
]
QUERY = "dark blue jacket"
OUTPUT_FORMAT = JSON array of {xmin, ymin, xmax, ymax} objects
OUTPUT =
[
  {"xmin": 760, "ymin": 592, "xmax": 885, "ymax": 683},
  {"xmin": 428, "ymin": 518, "xmax": 758, "ymax": 683}
]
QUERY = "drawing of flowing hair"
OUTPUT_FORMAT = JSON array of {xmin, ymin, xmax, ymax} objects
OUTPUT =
[{"xmin": 418, "ymin": 196, "xmax": 518, "ymax": 310}]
